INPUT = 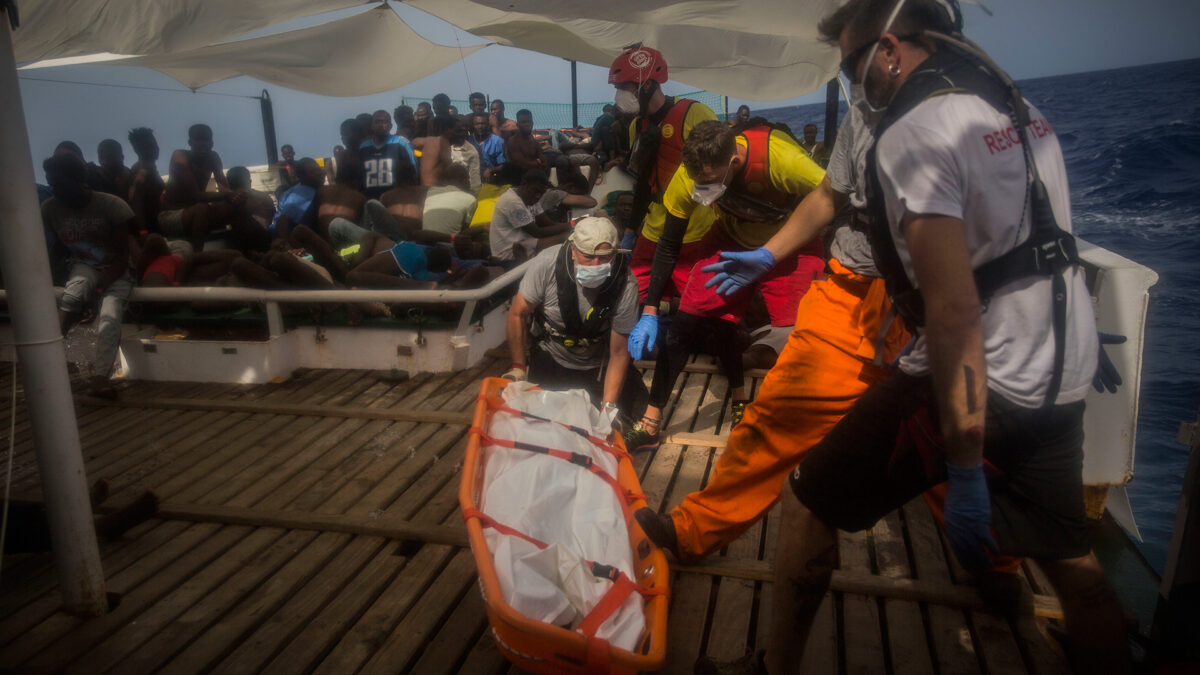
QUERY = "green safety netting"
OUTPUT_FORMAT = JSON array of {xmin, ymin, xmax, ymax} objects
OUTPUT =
[{"xmin": 400, "ymin": 90, "xmax": 729, "ymax": 131}]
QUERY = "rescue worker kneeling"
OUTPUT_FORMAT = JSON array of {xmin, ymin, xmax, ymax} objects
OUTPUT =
[{"xmin": 503, "ymin": 216, "xmax": 649, "ymax": 426}]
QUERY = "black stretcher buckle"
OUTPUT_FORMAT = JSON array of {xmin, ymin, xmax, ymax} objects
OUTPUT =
[
  {"xmin": 590, "ymin": 562, "xmax": 620, "ymax": 581},
  {"xmin": 568, "ymin": 453, "xmax": 594, "ymax": 469}
]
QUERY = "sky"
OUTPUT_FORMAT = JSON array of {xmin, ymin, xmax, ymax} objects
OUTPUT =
[{"xmin": 14, "ymin": 0, "xmax": 1200, "ymax": 182}]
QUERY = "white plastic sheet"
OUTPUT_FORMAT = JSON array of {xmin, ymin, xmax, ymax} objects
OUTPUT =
[{"xmin": 480, "ymin": 382, "xmax": 645, "ymax": 650}]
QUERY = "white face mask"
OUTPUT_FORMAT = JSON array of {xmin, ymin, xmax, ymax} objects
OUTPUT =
[
  {"xmin": 614, "ymin": 89, "xmax": 640, "ymax": 115},
  {"xmin": 690, "ymin": 158, "xmax": 734, "ymax": 206},
  {"xmin": 575, "ymin": 261, "xmax": 612, "ymax": 288},
  {"xmin": 850, "ymin": 83, "xmax": 884, "ymax": 125},
  {"xmin": 691, "ymin": 182, "xmax": 727, "ymax": 206},
  {"xmin": 853, "ymin": 0, "xmax": 909, "ymax": 116}
]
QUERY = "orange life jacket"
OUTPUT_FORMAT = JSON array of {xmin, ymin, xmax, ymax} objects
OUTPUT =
[{"xmin": 639, "ymin": 98, "xmax": 695, "ymax": 193}]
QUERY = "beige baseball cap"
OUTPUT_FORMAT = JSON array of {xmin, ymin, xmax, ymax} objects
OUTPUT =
[{"xmin": 570, "ymin": 216, "xmax": 619, "ymax": 256}]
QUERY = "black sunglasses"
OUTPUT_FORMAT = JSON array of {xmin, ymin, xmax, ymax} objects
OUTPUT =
[{"xmin": 839, "ymin": 40, "xmax": 877, "ymax": 84}]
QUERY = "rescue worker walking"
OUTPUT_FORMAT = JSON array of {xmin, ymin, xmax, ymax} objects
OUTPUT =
[
  {"xmin": 624, "ymin": 120, "xmax": 826, "ymax": 450},
  {"xmin": 632, "ymin": 102, "xmax": 911, "ymax": 562},
  {"xmin": 503, "ymin": 217, "xmax": 648, "ymax": 424},
  {"xmin": 754, "ymin": 1, "xmax": 1131, "ymax": 673}
]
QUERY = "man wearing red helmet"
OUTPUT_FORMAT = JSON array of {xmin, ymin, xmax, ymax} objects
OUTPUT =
[{"xmin": 608, "ymin": 46, "xmax": 718, "ymax": 307}]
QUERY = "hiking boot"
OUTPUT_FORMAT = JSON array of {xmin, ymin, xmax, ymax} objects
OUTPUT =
[
  {"xmin": 729, "ymin": 400, "xmax": 750, "ymax": 428},
  {"xmin": 624, "ymin": 418, "xmax": 660, "ymax": 452},
  {"xmin": 694, "ymin": 650, "xmax": 768, "ymax": 675},
  {"xmin": 634, "ymin": 507, "xmax": 679, "ymax": 559}
]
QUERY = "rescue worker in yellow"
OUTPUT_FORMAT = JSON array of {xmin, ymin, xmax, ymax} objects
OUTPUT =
[
  {"xmin": 624, "ymin": 120, "xmax": 826, "ymax": 451},
  {"xmin": 609, "ymin": 46, "xmax": 718, "ymax": 316}
]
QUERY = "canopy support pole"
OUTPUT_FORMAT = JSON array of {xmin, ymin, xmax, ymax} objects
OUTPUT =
[
  {"xmin": 570, "ymin": 60, "xmax": 578, "ymax": 129},
  {"xmin": 260, "ymin": 89, "xmax": 278, "ymax": 166},
  {"xmin": 0, "ymin": 5, "xmax": 108, "ymax": 616},
  {"xmin": 823, "ymin": 79, "xmax": 839, "ymax": 152}
]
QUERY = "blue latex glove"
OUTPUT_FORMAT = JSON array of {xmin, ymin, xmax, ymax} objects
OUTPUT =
[
  {"xmin": 701, "ymin": 248, "xmax": 776, "ymax": 296},
  {"xmin": 627, "ymin": 313, "xmax": 659, "ymax": 360},
  {"xmin": 943, "ymin": 462, "xmax": 998, "ymax": 572},
  {"xmin": 1093, "ymin": 332, "xmax": 1126, "ymax": 393},
  {"xmin": 619, "ymin": 230, "xmax": 638, "ymax": 252}
]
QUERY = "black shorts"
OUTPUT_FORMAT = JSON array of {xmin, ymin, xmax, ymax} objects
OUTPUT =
[{"xmin": 789, "ymin": 372, "xmax": 1090, "ymax": 560}]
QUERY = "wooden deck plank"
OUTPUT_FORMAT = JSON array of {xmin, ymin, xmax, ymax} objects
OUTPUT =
[
  {"xmin": 902, "ymin": 499, "xmax": 983, "ymax": 674},
  {"xmin": 407, "ymin": 583, "xmax": 491, "ymax": 675},
  {"xmin": 5, "ymin": 524, "xmax": 247, "ymax": 670},
  {"xmin": 258, "ymin": 541, "xmax": 416, "ymax": 674},
  {"xmin": 80, "ymin": 528, "xmax": 315, "ymax": 674},
  {"xmin": 454, "ymin": 629, "xmax": 512, "ymax": 675},
  {"xmin": 307, "ymin": 543, "xmax": 458, "ymax": 675},
  {"xmin": 206, "ymin": 536, "xmax": 390, "ymax": 674},
  {"xmin": 358, "ymin": 551, "xmax": 477, "ymax": 674},
  {"xmin": 141, "ymin": 374, "xmax": 405, "ymax": 506},
  {"xmin": 838, "ymin": 528, "xmax": 887, "ymax": 674},
  {"xmin": 134, "ymin": 532, "xmax": 352, "ymax": 675},
  {"xmin": 873, "ymin": 510, "xmax": 936, "ymax": 675},
  {"xmin": 663, "ymin": 372, "xmax": 719, "ymax": 671},
  {"xmin": 0, "ymin": 520, "xmax": 193, "ymax": 645}
]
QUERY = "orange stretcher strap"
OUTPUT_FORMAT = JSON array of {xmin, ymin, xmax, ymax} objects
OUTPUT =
[
  {"xmin": 470, "ymin": 426, "xmax": 643, "ymax": 521},
  {"xmin": 479, "ymin": 395, "xmax": 632, "ymax": 462},
  {"xmin": 463, "ymin": 507, "xmax": 663, "ymax": 642}
]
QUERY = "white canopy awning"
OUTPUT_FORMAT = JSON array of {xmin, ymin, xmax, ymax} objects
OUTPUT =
[
  {"xmin": 91, "ymin": 7, "xmax": 486, "ymax": 97},
  {"xmin": 403, "ymin": 0, "xmax": 842, "ymax": 101},
  {"xmin": 13, "ymin": 0, "xmax": 367, "ymax": 65}
]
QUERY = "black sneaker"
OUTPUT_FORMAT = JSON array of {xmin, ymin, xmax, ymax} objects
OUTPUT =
[
  {"xmin": 634, "ymin": 507, "xmax": 679, "ymax": 559},
  {"xmin": 729, "ymin": 399, "xmax": 750, "ymax": 428},
  {"xmin": 624, "ymin": 419, "xmax": 660, "ymax": 452}
]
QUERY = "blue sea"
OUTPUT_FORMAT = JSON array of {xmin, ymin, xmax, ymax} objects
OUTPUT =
[{"xmin": 763, "ymin": 58, "xmax": 1200, "ymax": 572}]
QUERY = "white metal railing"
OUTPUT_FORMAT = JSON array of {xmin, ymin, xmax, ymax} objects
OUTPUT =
[{"xmin": 0, "ymin": 259, "xmax": 533, "ymax": 339}]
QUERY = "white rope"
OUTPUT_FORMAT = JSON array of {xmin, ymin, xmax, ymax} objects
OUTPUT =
[{"xmin": 0, "ymin": 361, "xmax": 19, "ymax": 587}]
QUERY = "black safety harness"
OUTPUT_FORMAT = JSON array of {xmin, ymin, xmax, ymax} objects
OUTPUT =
[
  {"xmin": 865, "ymin": 45, "xmax": 1081, "ymax": 407},
  {"xmin": 535, "ymin": 244, "xmax": 630, "ymax": 352}
]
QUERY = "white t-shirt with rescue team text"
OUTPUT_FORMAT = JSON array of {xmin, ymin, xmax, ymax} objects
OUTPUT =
[{"xmin": 875, "ymin": 93, "xmax": 1098, "ymax": 408}]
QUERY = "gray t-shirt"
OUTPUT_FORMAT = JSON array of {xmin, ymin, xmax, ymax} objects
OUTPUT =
[
  {"xmin": 518, "ymin": 244, "xmax": 640, "ymax": 370},
  {"xmin": 42, "ymin": 191, "xmax": 133, "ymax": 268},
  {"xmin": 825, "ymin": 106, "xmax": 880, "ymax": 277},
  {"xmin": 490, "ymin": 187, "xmax": 537, "ymax": 261}
]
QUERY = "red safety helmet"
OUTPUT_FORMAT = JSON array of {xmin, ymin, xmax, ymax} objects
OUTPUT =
[{"xmin": 608, "ymin": 46, "xmax": 668, "ymax": 86}]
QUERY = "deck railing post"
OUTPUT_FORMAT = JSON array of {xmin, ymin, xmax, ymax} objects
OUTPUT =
[
  {"xmin": 0, "ymin": 6, "xmax": 108, "ymax": 616},
  {"xmin": 1153, "ymin": 409, "xmax": 1200, "ymax": 664}
]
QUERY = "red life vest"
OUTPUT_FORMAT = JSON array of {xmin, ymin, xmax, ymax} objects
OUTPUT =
[
  {"xmin": 733, "ymin": 126, "xmax": 793, "ymax": 211},
  {"xmin": 639, "ymin": 98, "xmax": 695, "ymax": 193},
  {"xmin": 720, "ymin": 125, "xmax": 825, "ymax": 257}
]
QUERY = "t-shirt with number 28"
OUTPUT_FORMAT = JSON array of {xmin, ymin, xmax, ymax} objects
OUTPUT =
[{"xmin": 358, "ymin": 136, "xmax": 418, "ymax": 200}]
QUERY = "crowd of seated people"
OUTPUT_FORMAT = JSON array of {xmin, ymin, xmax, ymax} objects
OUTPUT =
[{"xmin": 33, "ymin": 89, "xmax": 815, "ymax": 393}]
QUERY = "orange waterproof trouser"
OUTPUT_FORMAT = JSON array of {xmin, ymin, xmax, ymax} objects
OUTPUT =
[{"xmin": 671, "ymin": 259, "xmax": 910, "ymax": 560}]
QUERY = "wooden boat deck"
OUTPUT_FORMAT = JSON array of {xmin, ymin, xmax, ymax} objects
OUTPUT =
[{"xmin": 0, "ymin": 358, "xmax": 1071, "ymax": 673}]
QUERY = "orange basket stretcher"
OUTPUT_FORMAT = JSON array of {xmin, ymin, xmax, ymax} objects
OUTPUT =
[{"xmin": 459, "ymin": 378, "xmax": 670, "ymax": 673}]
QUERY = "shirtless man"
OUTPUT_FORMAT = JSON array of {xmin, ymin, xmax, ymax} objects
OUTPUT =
[
  {"xmin": 122, "ymin": 127, "xmax": 164, "ymax": 235},
  {"xmin": 317, "ymin": 160, "xmax": 367, "ymax": 241},
  {"xmin": 417, "ymin": 116, "xmax": 450, "ymax": 189},
  {"xmin": 490, "ymin": 99, "xmax": 519, "ymax": 140},
  {"xmin": 161, "ymin": 123, "xmax": 234, "ymax": 252},
  {"xmin": 226, "ymin": 166, "xmax": 276, "ymax": 251},
  {"xmin": 504, "ymin": 110, "xmax": 543, "ymax": 186}
]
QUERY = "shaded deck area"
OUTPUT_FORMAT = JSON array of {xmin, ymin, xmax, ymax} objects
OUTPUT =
[{"xmin": 0, "ymin": 358, "xmax": 1070, "ymax": 673}]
